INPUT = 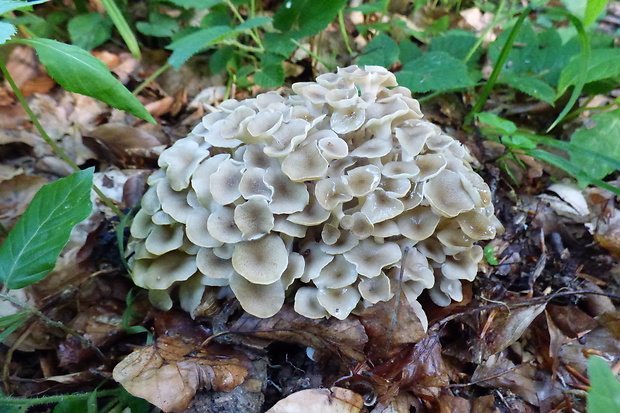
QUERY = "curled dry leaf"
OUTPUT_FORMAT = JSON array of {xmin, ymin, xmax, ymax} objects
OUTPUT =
[
  {"xmin": 231, "ymin": 305, "xmax": 368, "ymax": 362},
  {"xmin": 266, "ymin": 387, "xmax": 364, "ymax": 413},
  {"xmin": 113, "ymin": 336, "xmax": 248, "ymax": 413}
]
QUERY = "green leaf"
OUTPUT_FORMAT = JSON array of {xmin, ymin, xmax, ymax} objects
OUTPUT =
[
  {"xmin": 500, "ymin": 73, "xmax": 556, "ymax": 104},
  {"xmin": 209, "ymin": 46, "xmax": 236, "ymax": 73},
  {"xmin": 0, "ymin": 0, "xmax": 49, "ymax": 14},
  {"xmin": 569, "ymin": 110, "xmax": 620, "ymax": 180},
  {"xmin": 100, "ymin": 0, "xmax": 141, "ymax": 59},
  {"xmin": 68, "ymin": 13, "xmax": 112, "ymax": 51},
  {"xmin": 166, "ymin": 25, "xmax": 233, "ymax": 69},
  {"xmin": 273, "ymin": 0, "xmax": 347, "ymax": 38},
  {"xmin": 0, "ymin": 168, "xmax": 93, "ymax": 289},
  {"xmin": 477, "ymin": 113, "xmax": 517, "ymax": 134},
  {"xmin": 254, "ymin": 63, "xmax": 284, "ymax": 88},
  {"xmin": 558, "ymin": 48, "xmax": 620, "ymax": 95},
  {"xmin": 348, "ymin": 0, "xmax": 389, "ymax": 13},
  {"xmin": 0, "ymin": 22, "xmax": 16, "ymax": 45},
  {"xmin": 588, "ymin": 356, "xmax": 620, "ymax": 413},
  {"xmin": 399, "ymin": 40, "xmax": 422, "ymax": 63},
  {"xmin": 0, "ymin": 311, "xmax": 31, "ymax": 343},
  {"xmin": 429, "ymin": 29, "xmax": 479, "ymax": 62},
  {"xmin": 236, "ymin": 16, "xmax": 272, "ymax": 31},
  {"xmin": 584, "ymin": 0, "xmax": 608, "ymax": 26},
  {"xmin": 263, "ymin": 32, "xmax": 297, "ymax": 57},
  {"xmin": 18, "ymin": 38, "xmax": 155, "ymax": 123},
  {"xmin": 357, "ymin": 33, "xmax": 399, "ymax": 68},
  {"xmin": 166, "ymin": 0, "xmax": 223, "ymax": 8},
  {"xmin": 136, "ymin": 12, "xmax": 179, "ymax": 37},
  {"xmin": 397, "ymin": 51, "xmax": 475, "ymax": 93}
]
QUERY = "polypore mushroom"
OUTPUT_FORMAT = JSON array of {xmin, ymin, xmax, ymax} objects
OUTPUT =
[{"xmin": 128, "ymin": 65, "xmax": 503, "ymax": 326}]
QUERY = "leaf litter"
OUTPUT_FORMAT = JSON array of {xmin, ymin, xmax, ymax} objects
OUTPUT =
[{"xmin": 0, "ymin": 3, "xmax": 619, "ymax": 413}]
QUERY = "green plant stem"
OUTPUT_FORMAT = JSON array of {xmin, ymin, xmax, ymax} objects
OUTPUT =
[
  {"xmin": 462, "ymin": 0, "xmax": 506, "ymax": 64},
  {"xmin": 0, "ymin": 389, "xmax": 120, "ymax": 406},
  {"xmin": 338, "ymin": 10, "xmax": 354, "ymax": 56},
  {"xmin": 132, "ymin": 62, "xmax": 171, "ymax": 96},
  {"xmin": 0, "ymin": 60, "xmax": 124, "ymax": 218},
  {"xmin": 465, "ymin": 6, "xmax": 532, "ymax": 123},
  {"xmin": 0, "ymin": 293, "xmax": 106, "ymax": 362},
  {"xmin": 223, "ymin": 0, "xmax": 264, "ymax": 50},
  {"xmin": 222, "ymin": 39, "xmax": 264, "ymax": 54},
  {"xmin": 290, "ymin": 39, "xmax": 334, "ymax": 71},
  {"xmin": 100, "ymin": 0, "xmax": 141, "ymax": 60}
]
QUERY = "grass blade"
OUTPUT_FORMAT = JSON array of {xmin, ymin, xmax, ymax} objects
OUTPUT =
[{"xmin": 100, "ymin": 0, "xmax": 141, "ymax": 60}]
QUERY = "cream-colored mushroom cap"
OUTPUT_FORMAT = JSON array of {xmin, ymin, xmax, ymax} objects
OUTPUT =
[
  {"xmin": 441, "ymin": 246, "xmax": 483, "ymax": 282},
  {"xmin": 317, "ymin": 133, "xmax": 349, "ymax": 161},
  {"xmin": 344, "ymin": 238, "xmax": 402, "ymax": 278},
  {"xmin": 313, "ymin": 255, "xmax": 358, "ymax": 289},
  {"xmin": 315, "ymin": 177, "xmax": 353, "ymax": 211},
  {"xmin": 234, "ymin": 198, "xmax": 275, "ymax": 240},
  {"xmin": 360, "ymin": 189, "xmax": 405, "ymax": 224},
  {"xmin": 158, "ymin": 139, "xmax": 210, "ymax": 191},
  {"xmin": 132, "ymin": 251, "xmax": 197, "ymax": 290},
  {"xmin": 281, "ymin": 141, "xmax": 328, "ymax": 182},
  {"xmin": 358, "ymin": 272, "xmax": 392, "ymax": 304},
  {"xmin": 229, "ymin": 272, "xmax": 285, "ymax": 318},
  {"xmin": 397, "ymin": 207, "xmax": 441, "ymax": 241},
  {"xmin": 344, "ymin": 165, "xmax": 381, "ymax": 197},
  {"xmin": 294, "ymin": 287, "xmax": 328, "ymax": 319},
  {"xmin": 424, "ymin": 169, "xmax": 476, "ymax": 217},
  {"xmin": 148, "ymin": 289, "xmax": 173, "ymax": 311},
  {"xmin": 457, "ymin": 208, "xmax": 497, "ymax": 239},
  {"xmin": 130, "ymin": 209, "xmax": 155, "ymax": 239},
  {"xmin": 232, "ymin": 234, "xmax": 288, "ymax": 285},
  {"xmin": 144, "ymin": 224, "xmax": 185, "ymax": 256},
  {"xmin": 207, "ymin": 205, "xmax": 243, "ymax": 244},
  {"xmin": 300, "ymin": 241, "xmax": 334, "ymax": 282},
  {"xmin": 209, "ymin": 158, "xmax": 244, "ymax": 205},
  {"xmin": 317, "ymin": 286, "xmax": 360, "ymax": 320},
  {"xmin": 185, "ymin": 207, "xmax": 223, "ymax": 248},
  {"xmin": 196, "ymin": 248, "xmax": 234, "ymax": 280}
]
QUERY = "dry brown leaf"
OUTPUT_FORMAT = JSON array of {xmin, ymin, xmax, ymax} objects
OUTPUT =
[
  {"xmin": 358, "ymin": 295, "xmax": 426, "ymax": 361},
  {"xmin": 145, "ymin": 96, "xmax": 175, "ymax": 118},
  {"xmin": 475, "ymin": 303, "xmax": 546, "ymax": 362},
  {"xmin": 113, "ymin": 336, "xmax": 248, "ymax": 413},
  {"xmin": 231, "ymin": 305, "xmax": 368, "ymax": 362},
  {"xmin": 5, "ymin": 46, "xmax": 55, "ymax": 96},
  {"xmin": 0, "ymin": 174, "xmax": 47, "ymax": 233},
  {"xmin": 266, "ymin": 387, "xmax": 364, "ymax": 413},
  {"xmin": 84, "ymin": 123, "xmax": 163, "ymax": 165}
]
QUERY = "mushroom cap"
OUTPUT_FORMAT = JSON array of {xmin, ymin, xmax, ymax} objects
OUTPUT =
[
  {"xmin": 232, "ymin": 234, "xmax": 288, "ymax": 285},
  {"xmin": 130, "ymin": 209, "xmax": 155, "ymax": 239},
  {"xmin": 315, "ymin": 177, "xmax": 353, "ymax": 211},
  {"xmin": 295, "ymin": 287, "xmax": 329, "ymax": 319},
  {"xmin": 313, "ymin": 255, "xmax": 358, "ymax": 289},
  {"xmin": 234, "ymin": 198, "xmax": 275, "ymax": 240},
  {"xmin": 144, "ymin": 224, "xmax": 185, "ymax": 256},
  {"xmin": 424, "ymin": 169, "xmax": 476, "ymax": 217},
  {"xmin": 209, "ymin": 158, "xmax": 244, "ymax": 205},
  {"xmin": 343, "ymin": 238, "xmax": 402, "ymax": 278},
  {"xmin": 281, "ymin": 252, "xmax": 305, "ymax": 288},
  {"xmin": 397, "ymin": 207, "xmax": 441, "ymax": 241},
  {"xmin": 178, "ymin": 274, "xmax": 207, "ymax": 316},
  {"xmin": 344, "ymin": 165, "xmax": 381, "ymax": 197},
  {"xmin": 287, "ymin": 197, "xmax": 331, "ymax": 226},
  {"xmin": 358, "ymin": 272, "xmax": 392, "ymax": 304},
  {"xmin": 281, "ymin": 141, "xmax": 328, "ymax": 182},
  {"xmin": 207, "ymin": 205, "xmax": 243, "ymax": 244},
  {"xmin": 132, "ymin": 251, "xmax": 197, "ymax": 290},
  {"xmin": 185, "ymin": 207, "xmax": 223, "ymax": 248},
  {"xmin": 196, "ymin": 247, "xmax": 234, "ymax": 280},
  {"xmin": 265, "ymin": 168, "xmax": 309, "ymax": 214},
  {"xmin": 317, "ymin": 286, "xmax": 360, "ymax": 320},
  {"xmin": 229, "ymin": 272, "xmax": 285, "ymax": 318},
  {"xmin": 360, "ymin": 189, "xmax": 405, "ymax": 224},
  {"xmin": 158, "ymin": 139, "xmax": 210, "ymax": 191},
  {"xmin": 239, "ymin": 167, "xmax": 274, "ymax": 201},
  {"xmin": 148, "ymin": 289, "xmax": 173, "ymax": 311}
]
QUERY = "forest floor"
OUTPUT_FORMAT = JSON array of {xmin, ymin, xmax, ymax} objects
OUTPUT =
[{"xmin": 0, "ymin": 1, "xmax": 619, "ymax": 412}]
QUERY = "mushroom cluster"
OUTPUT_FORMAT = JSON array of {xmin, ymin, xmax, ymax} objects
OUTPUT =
[{"xmin": 128, "ymin": 65, "xmax": 503, "ymax": 329}]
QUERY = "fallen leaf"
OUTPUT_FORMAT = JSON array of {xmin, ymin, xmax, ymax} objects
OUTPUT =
[
  {"xmin": 5, "ymin": 46, "xmax": 55, "ymax": 96},
  {"xmin": 113, "ymin": 336, "xmax": 248, "ymax": 413},
  {"xmin": 266, "ymin": 387, "xmax": 364, "ymax": 413},
  {"xmin": 231, "ymin": 305, "xmax": 368, "ymax": 362},
  {"xmin": 358, "ymin": 295, "xmax": 426, "ymax": 361},
  {"xmin": 144, "ymin": 96, "xmax": 174, "ymax": 118},
  {"xmin": 475, "ymin": 303, "xmax": 546, "ymax": 362},
  {"xmin": 84, "ymin": 123, "xmax": 163, "ymax": 165},
  {"xmin": 0, "ymin": 174, "xmax": 47, "ymax": 233}
]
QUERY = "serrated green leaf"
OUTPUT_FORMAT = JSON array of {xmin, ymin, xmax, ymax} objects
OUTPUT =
[
  {"xmin": 209, "ymin": 45, "xmax": 236, "ymax": 73},
  {"xmin": 397, "ymin": 51, "xmax": 475, "ymax": 93},
  {"xmin": 0, "ymin": 0, "xmax": 49, "ymax": 14},
  {"xmin": 584, "ymin": 0, "xmax": 608, "ymax": 26},
  {"xmin": 569, "ymin": 110, "xmax": 620, "ymax": 180},
  {"xmin": 500, "ymin": 73, "xmax": 556, "ymax": 104},
  {"xmin": 236, "ymin": 16, "xmax": 272, "ymax": 31},
  {"xmin": 558, "ymin": 48, "xmax": 620, "ymax": 95},
  {"xmin": 166, "ymin": 25, "xmax": 233, "ymax": 69},
  {"xmin": 0, "ymin": 22, "xmax": 16, "ymax": 45},
  {"xmin": 68, "ymin": 13, "xmax": 112, "ymax": 51},
  {"xmin": 587, "ymin": 356, "xmax": 620, "ymax": 413},
  {"xmin": 273, "ymin": 0, "xmax": 347, "ymax": 38},
  {"xmin": 136, "ymin": 13, "xmax": 179, "ymax": 37},
  {"xmin": 399, "ymin": 40, "xmax": 422, "ymax": 64},
  {"xmin": 17, "ymin": 38, "xmax": 155, "ymax": 123},
  {"xmin": 477, "ymin": 112, "xmax": 517, "ymax": 134},
  {"xmin": 0, "ymin": 169, "xmax": 93, "ymax": 289},
  {"xmin": 357, "ymin": 33, "xmax": 399, "ymax": 67},
  {"xmin": 430, "ymin": 29, "xmax": 478, "ymax": 61},
  {"xmin": 254, "ymin": 63, "xmax": 284, "ymax": 88}
]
